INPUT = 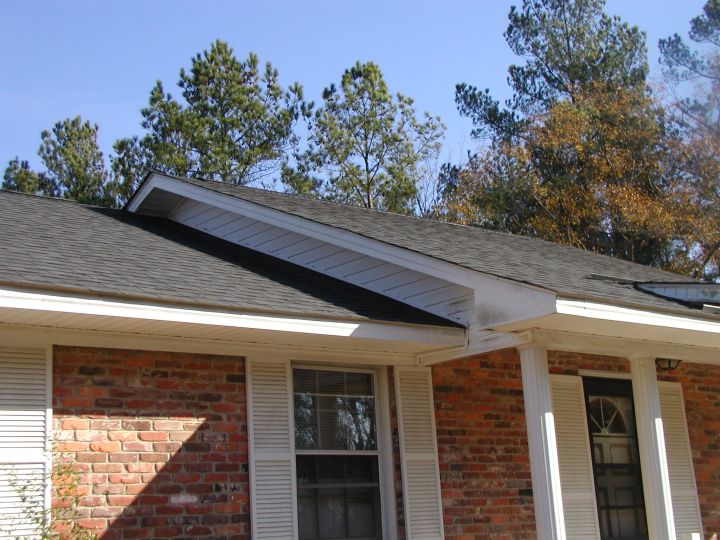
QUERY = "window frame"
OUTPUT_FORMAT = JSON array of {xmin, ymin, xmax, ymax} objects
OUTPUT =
[{"xmin": 291, "ymin": 363, "xmax": 397, "ymax": 540}]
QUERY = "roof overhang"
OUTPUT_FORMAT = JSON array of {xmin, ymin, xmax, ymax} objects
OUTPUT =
[
  {"xmin": 491, "ymin": 297, "xmax": 720, "ymax": 363},
  {"xmin": 126, "ymin": 173, "xmax": 720, "ymax": 365},
  {"xmin": 127, "ymin": 173, "xmax": 559, "ymax": 328},
  {"xmin": 0, "ymin": 287, "xmax": 466, "ymax": 358}
]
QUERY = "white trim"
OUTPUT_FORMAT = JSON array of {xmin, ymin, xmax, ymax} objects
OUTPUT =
[
  {"xmin": 0, "ymin": 324, "xmax": 422, "ymax": 365},
  {"xmin": 246, "ymin": 356, "xmax": 298, "ymax": 540},
  {"xmin": 43, "ymin": 345, "xmax": 52, "ymax": 520},
  {"xmin": 418, "ymin": 329, "xmax": 531, "ymax": 365},
  {"xmin": 630, "ymin": 356, "xmax": 676, "ymax": 540},
  {"xmin": 531, "ymin": 330, "xmax": 720, "ymax": 364},
  {"xmin": 577, "ymin": 369, "xmax": 631, "ymax": 380},
  {"xmin": 658, "ymin": 381, "xmax": 704, "ymax": 539},
  {"xmin": 375, "ymin": 366, "xmax": 398, "ymax": 540},
  {"xmin": 394, "ymin": 366, "xmax": 445, "ymax": 539},
  {"xmin": 0, "ymin": 287, "xmax": 465, "ymax": 347},
  {"xmin": 556, "ymin": 298, "xmax": 720, "ymax": 334},
  {"xmin": 519, "ymin": 346, "xmax": 566, "ymax": 540},
  {"xmin": 0, "ymin": 342, "xmax": 53, "ymax": 532}
]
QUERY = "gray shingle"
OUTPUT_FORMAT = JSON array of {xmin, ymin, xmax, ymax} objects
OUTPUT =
[
  {"xmin": 156, "ymin": 175, "xmax": 709, "ymax": 316},
  {"xmin": 0, "ymin": 190, "xmax": 458, "ymax": 327}
]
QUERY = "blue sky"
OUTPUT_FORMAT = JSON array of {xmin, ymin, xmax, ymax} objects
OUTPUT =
[{"xmin": 0, "ymin": 0, "xmax": 706, "ymax": 173}]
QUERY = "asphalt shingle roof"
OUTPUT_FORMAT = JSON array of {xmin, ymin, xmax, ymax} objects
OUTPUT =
[
  {"xmin": 161, "ymin": 175, "xmax": 705, "ymax": 317},
  {"xmin": 0, "ymin": 190, "xmax": 459, "ymax": 327}
]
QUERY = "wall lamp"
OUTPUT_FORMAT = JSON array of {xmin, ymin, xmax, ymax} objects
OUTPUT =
[{"xmin": 655, "ymin": 358, "xmax": 682, "ymax": 372}]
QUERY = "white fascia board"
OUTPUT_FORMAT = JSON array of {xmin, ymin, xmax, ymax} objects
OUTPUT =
[
  {"xmin": 417, "ymin": 329, "xmax": 532, "ymax": 365},
  {"xmin": 556, "ymin": 298, "xmax": 720, "ymax": 335},
  {"xmin": 0, "ymin": 288, "xmax": 465, "ymax": 347},
  {"xmin": 530, "ymin": 329, "xmax": 720, "ymax": 364},
  {"xmin": 0, "ymin": 324, "xmax": 421, "ymax": 365},
  {"xmin": 130, "ymin": 174, "xmax": 558, "ymax": 325}
]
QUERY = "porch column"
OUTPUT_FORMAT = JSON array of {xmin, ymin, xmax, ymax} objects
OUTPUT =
[
  {"xmin": 629, "ymin": 356, "xmax": 675, "ymax": 540},
  {"xmin": 519, "ymin": 346, "xmax": 566, "ymax": 540}
]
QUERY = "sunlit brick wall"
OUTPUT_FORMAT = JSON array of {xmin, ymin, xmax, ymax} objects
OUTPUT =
[{"xmin": 52, "ymin": 346, "xmax": 249, "ymax": 539}]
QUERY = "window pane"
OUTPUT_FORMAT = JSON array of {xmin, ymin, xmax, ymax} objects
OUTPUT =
[
  {"xmin": 318, "ymin": 488, "xmax": 347, "ymax": 538},
  {"xmin": 298, "ymin": 489, "xmax": 318, "ymax": 540},
  {"xmin": 345, "ymin": 372, "xmax": 373, "ymax": 395},
  {"xmin": 295, "ymin": 369, "xmax": 317, "ymax": 393},
  {"xmin": 347, "ymin": 487, "xmax": 377, "ymax": 537},
  {"xmin": 296, "ymin": 456, "xmax": 381, "ymax": 540},
  {"xmin": 295, "ymin": 393, "xmax": 318, "ymax": 450},
  {"xmin": 317, "ymin": 456, "xmax": 346, "ymax": 485},
  {"xmin": 294, "ymin": 369, "xmax": 376, "ymax": 451},
  {"xmin": 318, "ymin": 370, "xmax": 344, "ymax": 394}
]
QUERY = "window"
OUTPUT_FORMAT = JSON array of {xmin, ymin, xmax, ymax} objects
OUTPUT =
[
  {"xmin": 583, "ymin": 377, "xmax": 648, "ymax": 540},
  {"xmin": 293, "ymin": 368, "xmax": 383, "ymax": 540}
]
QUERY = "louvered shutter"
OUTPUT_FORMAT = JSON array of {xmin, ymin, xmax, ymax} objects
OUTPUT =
[
  {"xmin": 0, "ymin": 346, "xmax": 50, "ymax": 537},
  {"xmin": 659, "ymin": 382, "xmax": 703, "ymax": 540},
  {"xmin": 394, "ymin": 367, "xmax": 444, "ymax": 540},
  {"xmin": 550, "ymin": 375, "xmax": 601, "ymax": 539},
  {"xmin": 246, "ymin": 358, "xmax": 297, "ymax": 540}
]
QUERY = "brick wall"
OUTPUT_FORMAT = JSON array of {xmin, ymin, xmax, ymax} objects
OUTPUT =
[
  {"xmin": 52, "ymin": 346, "xmax": 249, "ymax": 539},
  {"xmin": 50, "ymin": 345, "xmax": 720, "ymax": 539},
  {"xmin": 662, "ymin": 362, "xmax": 720, "ymax": 536},
  {"xmin": 432, "ymin": 349, "xmax": 536, "ymax": 540}
]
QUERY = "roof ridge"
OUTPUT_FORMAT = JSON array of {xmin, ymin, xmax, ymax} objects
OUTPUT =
[
  {"xmin": 173, "ymin": 173, "xmax": 457, "ymax": 225},
  {"xmin": 169, "ymin": 175, "xmax": 687, "ymax": 281},
  {"xmin": 0, "ymin": 189, "xmax": 111, "ymax": 210}
]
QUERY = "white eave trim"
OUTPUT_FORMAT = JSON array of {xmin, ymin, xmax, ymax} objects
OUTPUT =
[
  {"xmin": 0, "ymin": 287, "xmax": 465, "ymax": 346},
  {"xmin": 556, "ymin": 298, "xmax": 720, "ymax": 335}
]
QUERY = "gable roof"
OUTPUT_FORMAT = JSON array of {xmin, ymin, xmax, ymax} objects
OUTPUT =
[
  {"xmin": 132, "ymin": 175, "xmax": 701, "ymax": 317},
  {"xmin": 0, "ymin": 190, "xmax": 459, "ymax": 328}
]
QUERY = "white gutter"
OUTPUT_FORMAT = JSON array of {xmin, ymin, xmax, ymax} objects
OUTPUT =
[
  {"xmin": 555, "ymin": 298, "xmax": 720, "ymax": 335},
  {"xmin": 0, "ymin": 288, "xmax": 465, "ymax": 346}
]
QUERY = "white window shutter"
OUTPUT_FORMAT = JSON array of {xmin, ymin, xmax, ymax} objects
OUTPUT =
[
  {"xmin": 0, "ymin": 346, "xmax": 51, "ymax": 537},
  {"xmin": 394, "ymin": 367, "xmax": 444, "ymax": 540},
  {"xmin": 550, "ymin": 375, "xmax": 601, "ymax": 539},
  {"xmin": 246, "ymin": 358, "xmax": 297, "ymax": 540},
  {"xmin": 659, "ymin": 382, "xmax": 703, "ymax": 540}
]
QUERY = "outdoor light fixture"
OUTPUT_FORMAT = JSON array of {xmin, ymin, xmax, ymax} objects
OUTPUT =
[{"xmin": 655, "ymin": 358, "xmax": 682, "ymax": 372}]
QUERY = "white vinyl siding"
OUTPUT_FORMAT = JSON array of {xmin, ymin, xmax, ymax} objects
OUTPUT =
[
  {"xmin": 550, "ymin": 375, "xmax": 601, "ymax": 539},
  {"xmin": 246, "ymin": 358, "xmax": 297, "ymax": 540},
  {"xmin": 171, "ymin": 199, "xmax": 477, "ymax": 324},
  {"xmin": 394, "ymin": 367, "xmax": 444, "ymax": 540},
  {"xmin": 0, "ymin": 346, "xmax": 51, "ymax": 537},
  {"xmin": 659, "ymin": 382, "xmax": 703, "ymax": 540}
]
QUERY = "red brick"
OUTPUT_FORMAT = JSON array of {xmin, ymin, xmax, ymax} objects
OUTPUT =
[
  {"xmin": 107, "ymin": 430, "xmax": 137, "ymax": 442},
  {"xmin": 138, "ymin": 431, "xmax": 168, "ymax": 442},
  {"xmin": 108, "ymin": 452, "xmax": 138, "ymax": 463},
  {"xmin": 76, "ymin": 518, "xmax": 107, "ymax": 529},
  {"xmin": 89, "ymin": 441, "xmax": 121, "ymax": 452},
  {"xmin": 61, "ymin": 418, "xmax": 89, "ymax": 430}
]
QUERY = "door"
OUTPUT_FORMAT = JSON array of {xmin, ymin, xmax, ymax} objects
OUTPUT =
[{"xmin": 583, "ymin": 378, "xmax": 648, "ymax": 540}]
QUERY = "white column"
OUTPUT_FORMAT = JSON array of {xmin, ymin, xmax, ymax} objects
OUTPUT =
[
  {"xmin": 519, "ymin": 346, "xmax": 566, "ymax": 540},
  {"xmin": 630, "ymin": 356, "xmax": 675, "ymax": 540}
]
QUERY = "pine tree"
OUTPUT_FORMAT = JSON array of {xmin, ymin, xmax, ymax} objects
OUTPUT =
[
  {"xmin": 110, "ymin": 40, "xmax": 303, "ymax": 203},
  {"xmin": 447, "ymin": 0, "xmax": 682, "ymax": 268},
  {"xmin": 3, "ymin": 117, "xmax": 110, "ymax": 205},
  {"xmin": 283, "ymin": 61, "xmax": 444, "ymax": 214}
]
